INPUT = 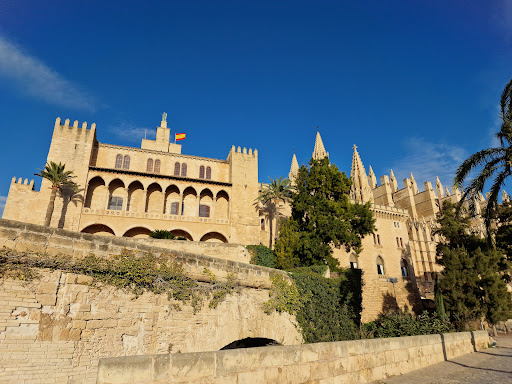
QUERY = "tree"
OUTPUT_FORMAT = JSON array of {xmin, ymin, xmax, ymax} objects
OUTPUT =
[
  {"xmin": 435, "ymin": 201, "xmax": 512, "ymax": 329},
  {"xmin": 257, "ymin": 176, "xmax": 292, "ymax": 248},
  {"xmin": 34, "ymin": 162, "xmax": 76, "ymax": 227},
  {"xmin": 275, "ymin": 157, "xmax": 375, "ymax": 270},
  {"xmin": 454, "ymin": 77, "xmax": 512, "ymax": 240}
]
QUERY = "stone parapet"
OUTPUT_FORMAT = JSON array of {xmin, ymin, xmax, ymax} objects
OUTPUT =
[
  {"xmin": 0, "ymin": 219, "xmax": 280, "ymax": 289},
  {"xmin": 97, "ymin": 331, "xmax": 489, "ymax": 384}
]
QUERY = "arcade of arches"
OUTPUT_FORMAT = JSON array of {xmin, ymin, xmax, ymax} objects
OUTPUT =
[{"xmin": 81, "ymin": 176, "xmax": 230, "ymax": 243}]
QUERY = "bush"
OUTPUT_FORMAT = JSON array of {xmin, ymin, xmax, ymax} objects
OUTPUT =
[
  {"xmin": 247, "ymin": 245, "xmax": 275, "ymax": 268},
  {"xmin": 150, "ymin": 230, "xmax": 175, "ymax": 239},
  {"xmin": 364, "ymin": 310, "xmax": 454, "ymax": 338}
]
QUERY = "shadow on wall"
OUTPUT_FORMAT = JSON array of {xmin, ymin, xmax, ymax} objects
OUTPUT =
[
  {"xmin": 220, "ymin": 337, "xmax": 280, "ymax": 350},
  {"xmin": 382, "ymin": 292, "xmax": 400, "ymax": 313}
]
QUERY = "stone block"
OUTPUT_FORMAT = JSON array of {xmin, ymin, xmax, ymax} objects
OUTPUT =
[
  {"xmin": 37, "ymin": 294, "xmax": 57, "ymax": 307},
  {"xmin": 237, "ymin": 368, "xmax": 265, "ymax": 384},
  {"xmin": 153, "ymin": 354, "xmax": 170, "ymax": 381},
  {"xmin": 97, "ymin": 355, "xmax": 152, "ymax": 384},
  {"xmin": 171, "ymin": 351, "xmax": 216, "ymax": 379}
]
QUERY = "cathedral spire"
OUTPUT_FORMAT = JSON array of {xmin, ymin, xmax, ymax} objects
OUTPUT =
[
  {"xmin": 368, "ymin": 165, "xmax": 377, "ymax": 189},
  {"xmin": 312, "ymin": 130, "xmax": 329, "ymax": 160},
  {"xmin": 288, "ymin": 153, "xmax": 299, "ymax": 184},
  {"xmin": 350, "ymin": 145, "xmax": 373, "ymax": 203}
]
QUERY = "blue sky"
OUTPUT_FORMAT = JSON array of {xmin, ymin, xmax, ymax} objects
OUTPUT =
[{"xmin": 0, "ymin": 1, "xmax": 511, "ymax": 217}]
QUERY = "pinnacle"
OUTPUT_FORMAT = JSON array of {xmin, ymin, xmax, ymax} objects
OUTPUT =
[
  {"xmin": 312, "ymin": 131, "xmax": 328, "ymax": 160},
  {"xmin": 289, "ymin": 153, "xmax": 299, "ymax": 182}
]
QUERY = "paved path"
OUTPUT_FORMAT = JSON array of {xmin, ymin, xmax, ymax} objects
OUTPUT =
[{"xmin": 373, "ymin": 335, "xmax": 512, "ymax": 384}]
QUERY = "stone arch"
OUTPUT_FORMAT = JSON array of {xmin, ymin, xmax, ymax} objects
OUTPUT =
[
  {"xmin": 123, "ymin": 227, "xmax": 152, "ymax": 238},
  {"xmin": 200, "ymin": 232, "xmax": 228, "ymax": 243},
  {"xmin": 127, "ymin": 181, "xmax": 144, "ymax": 213},
  {"xmin": 84, "ymin": 176, "xmax": 106, "ymax": 209},
  {"xmin": 164, "ymin": 185, "xmax": 181, "ymax": 215},
  {"xmin": 182, "ymin": 187, "xmax": 197, "ymax": 217},
  {"xmin": 199, "ymin": 188, "xmax": 214, "ymax": 217},
  {"xmin": 146, "ymin": 183, "xmax": 163, "ymax": 213},
  {"xmin": 81, "ymin": 224, "xmax": 116, "ymax": 237},
  {"xmin": 220, "ymin": 338, "xmax": 280, "ymax": 350},
  {"xmin": 216, "ymin": 190, "xmax": 229, "ymax": 219},
  {"xmin": 108, "ymin": 179, "xmax": 125, "ymax": 210},
  {"xmin": 169, "ymin": 229, "xmax": 193, "ymax": 241}
]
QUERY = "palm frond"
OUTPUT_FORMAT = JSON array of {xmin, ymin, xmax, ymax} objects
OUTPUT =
[{"xmin": 454, "ymin": 148, "xmax": 504, "ymax": 188}]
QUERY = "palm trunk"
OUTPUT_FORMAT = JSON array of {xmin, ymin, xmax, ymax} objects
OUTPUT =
[
  {"xmin": 44, "ymin": 186, "xmax": 58, "ymax": 226},
  {"xmin": 269, "ymin": 211, "xmax": 274, "ymax": 249},
  {"xmin": 274, "ymin": 199, "xmax": 280, "ymax": 246}
]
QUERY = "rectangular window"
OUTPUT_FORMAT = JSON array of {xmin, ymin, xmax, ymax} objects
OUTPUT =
[
  {"xmin": 400, "ymin": 238, "xmax": 403, "ymax": 248},
  {"xmin": 396, "ymin": 237, "xmax": 400, "ymax": 247},
  {"xmin": 377, "ymin": 264, "xmax": 384, "ymax": 275},
  {"xmin": 377, "ymin": 234, "xmax": 380, "ymax": 245},
  {"xmin": 170, "ymin": 202, "xmax": 179, "ymax": 215},
  {"xmin": 350, "ymin": 261, "xmax": 358, "ymax": 269},
  {"xmin": 108, "ymin": 196, "xmax": 123, "ymax": 211},
  {"xmin": 199, "ymin": 205, "xmax": 210, "ymax": 218}
]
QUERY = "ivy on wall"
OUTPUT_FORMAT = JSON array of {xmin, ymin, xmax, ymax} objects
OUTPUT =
[
  {"xmin": 0, "ymin": 248, "xmax": 238, "ymax": 312},
  {"xmin": 264, "ymin": 266, "xmax": 363, "ymax": 343}
]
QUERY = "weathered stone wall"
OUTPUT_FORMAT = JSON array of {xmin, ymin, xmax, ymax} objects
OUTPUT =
[
  {"xmin": 0, "ymin": 269, "xmax": 301, "ymax": 384},
  {"xmin": 97, "ymin": 331, "xmax": 489, "ymax": 384},
  {"xmin": 0, "ymin": 219, "xmax": 273, "ymax": 289}
]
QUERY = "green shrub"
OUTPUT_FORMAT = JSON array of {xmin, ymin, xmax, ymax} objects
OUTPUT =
[
  {"xmin": 264, "ymin": 265, "xmax": 362, "ymax": 343},
  {"xmin": 364, "ymin": 310, "xmax": 454, "ymax": 338},
  {"xmin": 247, "ymin": 245, "xmax": 275, "ymax": 268},
  {"xmin": 150, "ymin": 230, "xmax": 175, "ymax": 239}
]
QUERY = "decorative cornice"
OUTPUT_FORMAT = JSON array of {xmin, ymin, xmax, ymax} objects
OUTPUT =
[
  {"xmin": 88, "ymin": 167, "xmax": 232, "ymax": 187},
  {"xmin": 97, "ymin": 142, "xmax": 229, "ymax": 164}
]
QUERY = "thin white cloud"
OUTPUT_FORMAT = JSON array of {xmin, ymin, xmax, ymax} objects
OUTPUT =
[
  {"xmin": 108, "ymin": 121, "xmax": 155, "ymax": 142},
  {"xmin": 0, "ymin": 196, "xmax": 6, "ymax": 218},
  {"xmin": 390, "ymin": 138, "xmax": 467, "ymax": 190},
  {"xmin": 0, "ymin": 35, "xmax": 95, "ymax": 111}
]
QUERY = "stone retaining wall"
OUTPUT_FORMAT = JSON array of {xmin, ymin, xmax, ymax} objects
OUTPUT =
[
  {"xmin": 0, "ymin": 270, "xmax": 301, "ymax": 384},
  {"xmin": 97, "ymin": 331, "xmax": 489, "ymax": 384},
  {"xmin": 0, "ymin": 219, "xmax": 277, "ymax": 289}
]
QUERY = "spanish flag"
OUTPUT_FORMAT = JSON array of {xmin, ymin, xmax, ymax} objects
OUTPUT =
[{"xmin": 175, "ymin": 133, "xmax": 186, "ymax": 141}]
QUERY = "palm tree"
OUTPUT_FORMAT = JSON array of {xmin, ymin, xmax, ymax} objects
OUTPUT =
[
  {"xmin": 257, "ymin": 176, "xmax": 292, "ymax": 248},
  {"xmin": 454, "ymin": 77, "xmax": 512, "ymax": 241},
  {"xmin": 35, "ymin": 162, "xmax": 76, "ymax": 227}
]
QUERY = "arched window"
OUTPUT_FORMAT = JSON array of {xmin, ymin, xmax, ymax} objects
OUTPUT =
[
  {"xmin": 206, "ymin": 166, "xmax": 211, "ymax": 180},
  {"xmin": 154, "ymin": 159, "xmax": 161, "ymax": 174},
  {"xmin": 401, "ymin": 259, "xmax": 408, "ymax": 277},
  {"xmin": 376, "ymin": 256, "xmax": 385, "ymax": 275},
  {"xmin": 115, "ymin": 154, "xmax": 122, "ymax": 169},
  {"xmin": 199, "ymin": 166, "xmax": 205, "ymax": 179},
  {"xmin": 260, "ymin": 218, "xmax": 265, "ymax": 230},
  {"xmin": 123, "ymin": 155, "xmax": 130, "ymax": 170},
  {"xmin": 181, "ymin": 163, "xmax": 187, "ymax": 177},
  {"xmin": 147, "ymin": 159, "xmax": 153, "ymax": 172},
  {"xmin": 349, "ymin": 254, "xmax": 358, "ymax": 269},
  {"xmin": 174, "ymin": 162, "xmax": 180, "ymax": 176}
]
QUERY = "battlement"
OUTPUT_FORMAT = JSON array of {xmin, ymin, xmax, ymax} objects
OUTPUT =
[
  {"xmin": 54, "ymin": 117, "xmax": 96, "ymax": 134},
  {"xmin": 228, "ymin": 145, "xmax": 258, "ymax": 159},
  {"xmin": 10, "ymin": 177, "xmax": 35, "ymax": 190}
]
